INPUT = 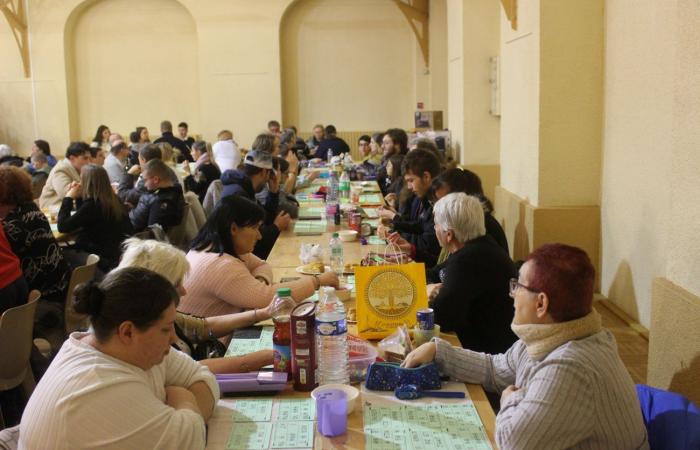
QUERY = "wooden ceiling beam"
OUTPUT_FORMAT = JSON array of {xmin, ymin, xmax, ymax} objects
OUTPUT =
[
  {"xmin": 1, "ymin": 0, "xmax": 30, "ymax": 77},
  {"xmin": 500, "ymin": 0, "xmax": 518, "ymax": 30},
  {"xmin": 392, "ymin": 0, "xmax": 430, "ymax": 66}
]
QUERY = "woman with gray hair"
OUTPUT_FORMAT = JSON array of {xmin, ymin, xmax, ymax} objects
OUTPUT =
[
  {"xmin": 428, "ymin": 192, "xmax": 518, "ymax": 354},
  {"xmin": 117, "ymin": 238, "xmax": 273, "ymax": 374}
]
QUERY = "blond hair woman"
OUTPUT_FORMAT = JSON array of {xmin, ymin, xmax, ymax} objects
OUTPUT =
[{"xmin": 117, "ymin": 237, "xmax": 274, "ymax": 374}]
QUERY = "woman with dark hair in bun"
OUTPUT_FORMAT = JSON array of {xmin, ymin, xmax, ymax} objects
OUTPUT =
[{"xmin": 19, "ymin": 267, "xmax": 219, "ymax": 450}]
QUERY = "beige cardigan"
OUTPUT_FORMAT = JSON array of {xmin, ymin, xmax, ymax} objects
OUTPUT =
[{"xmin": 38, "ymin": 158, "xmax": 80, "ymax": 213}]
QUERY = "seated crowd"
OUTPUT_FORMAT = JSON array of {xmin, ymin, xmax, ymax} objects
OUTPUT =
[{"xmin": 0, "ymin": 120, "xmax": 649, "ymax": 449}]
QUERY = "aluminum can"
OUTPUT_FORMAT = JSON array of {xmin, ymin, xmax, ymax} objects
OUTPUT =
[
  {"xmin": 417, "ymin": 308, "xmax": 435, "ymax": 330},
  {"xmin": 349, "ymin": 213, "xmax": 362, "ymax": 232},
  {"xmin": 290, "ymin": 302, "xmax": 318, "ymax": 391}
]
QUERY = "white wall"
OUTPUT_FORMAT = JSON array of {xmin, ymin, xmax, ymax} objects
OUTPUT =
[
  {"xmin": 281, "ymin": 0, "xmax": 416, "ymax": 131},
  {"xmin": 498, "ymin": 0, "xmax": 540, "ymax": 204},
  {"xmin": 69, "ymin": 0, "xmax": 200, "ymax": 140},
  {"xmin": 461, "ymin": 0, "xmax": 500, "ymax": 165},
  {"xmin": 428, "ymin": 0, "xmax": 448, "ymax": 120},
  {"xmin": 601, "ymin": 0, "xmax": 700, "ymax": 327},
  {"xmin": 446, "ymin": 0, "xmax": 464, "ymax": 157}
]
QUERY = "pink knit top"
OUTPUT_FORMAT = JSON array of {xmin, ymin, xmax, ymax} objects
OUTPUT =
[{"xmin": 178, "ymin": 250, "xmax": 316, "ymax": 317}]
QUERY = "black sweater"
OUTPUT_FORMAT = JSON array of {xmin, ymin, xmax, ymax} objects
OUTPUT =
[
  {"xmin": 58, "ymin": 198, "xmax": 133, "ymax": 271},
  {"xmin": 427, "ymin": 234, "xmax": 517, "ymax": 354},
  {"xmin": 3, "ymin": 202, "xmax": 70, "ymax": 303}
]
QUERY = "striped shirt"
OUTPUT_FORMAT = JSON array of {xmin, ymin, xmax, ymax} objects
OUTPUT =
[{"xmin": 435, "ymin": 330, "xmax": 649, "ymax": 449}]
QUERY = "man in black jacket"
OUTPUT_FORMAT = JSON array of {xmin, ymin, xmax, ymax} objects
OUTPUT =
[
  {"xmin": 427, "ymin": 192, "xmax": 517, "ymax": 354},
  {"xmin": 129, "ymin": 159, "xmax": 184, "ymax": 232},
  {"xmin": 379, "ymin": 148, "xmax": 442, "ymax": 268},
  {"xmin": 220, "ymin": 150, "xmax": 291, "ymax": 259},
  {"xmin": 118, "ymin": 144, "xmax": 179, "ymax": 207},
  {"xmin": 313, "ymin": 125, "xmax": 350, "ymax": 159},
  {"xmin": 154, "ymin": 120, "xmax": 192, "ymax": 162}
]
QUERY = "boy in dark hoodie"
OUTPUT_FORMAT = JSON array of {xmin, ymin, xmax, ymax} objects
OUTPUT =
[{"xmin": 220, "ymin": 150, "xmax": 291, "ymax": 259}]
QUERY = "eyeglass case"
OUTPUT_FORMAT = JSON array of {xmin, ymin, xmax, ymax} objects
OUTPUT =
[{"xmin": 364, "ymin": 361, "xmax": 441, "ymax": 391}]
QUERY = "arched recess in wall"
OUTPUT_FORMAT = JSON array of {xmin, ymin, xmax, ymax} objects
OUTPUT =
[
  {"xmin": 64, "ymin": 0, "xmax": 200, "ymax": 140},
  {"xmin": 280, "ymin": 0, "xmax": 416, "ymax": 132}
]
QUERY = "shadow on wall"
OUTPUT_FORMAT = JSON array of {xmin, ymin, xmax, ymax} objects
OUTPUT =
[
  {"xmin": 512, "ymin": 200, "xmax": 530, "ymax": 262},
  {"xmin": 607, "ymin": 260, "xmax": 640, "ymax": 322},
  {"xmin": 670, "ymin": 354, "xmax": 700, "ymax": 406}
]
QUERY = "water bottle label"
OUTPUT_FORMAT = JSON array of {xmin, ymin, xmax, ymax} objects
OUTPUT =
[
  {"xmin": 315, "ymin": 319, "xmax": 347, "ymax": 336},
  {"xmin": 273, "ymin": 344, "xmax": 291, "ymax": 372},
  {"xmin": 331, "ymin": 247, "xmax": 343, "ymax": 257}
]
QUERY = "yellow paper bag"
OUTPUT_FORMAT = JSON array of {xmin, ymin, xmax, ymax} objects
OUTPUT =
[{"xmin": 355, "ymin": 263, "xmax": 428, "ymax": 340}]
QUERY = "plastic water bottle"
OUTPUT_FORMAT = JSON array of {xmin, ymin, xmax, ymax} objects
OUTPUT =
[
  {"xmin": 327, "ymin": 149, "xmax": 333, "ymax": 164},
  {"xmin": 339, "ymin": 171, "xmax": 350, "ymax": 200},
  {"xmin": 329, "ymin": 233, "xmax": 344, "ymax": 275},
  {"xmin": 325, "ymin": 171, "xmax": 339, "ymax": 219},
  {"xmin": 316, "ymin": 287, "xmax": 349, "ymax": 385}
]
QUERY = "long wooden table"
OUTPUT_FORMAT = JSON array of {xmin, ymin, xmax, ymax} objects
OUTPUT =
[{"xmin": 207, "ymin": 186, "xmax": 497, "ymax": 449}]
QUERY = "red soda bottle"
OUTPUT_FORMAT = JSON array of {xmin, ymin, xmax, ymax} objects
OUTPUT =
[{"xmin": 271, "ymin": 288, "xmax": 295, "ymax": 374}]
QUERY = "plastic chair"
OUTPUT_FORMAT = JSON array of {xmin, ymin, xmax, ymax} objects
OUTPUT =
[
  {"xmin": 167, "ymin": 202, "xmax": 190, "ymax": 248},
  {"xmin": 636, "ymin": 384, "xmax": 700, "ymax": 449},
  {"xmin": 0, "ymin": 291, "xmax": 40, "ymax": 429},
  {"xmin": 64, "ymin": 254, "xmax": 100, "ymax": 335}
]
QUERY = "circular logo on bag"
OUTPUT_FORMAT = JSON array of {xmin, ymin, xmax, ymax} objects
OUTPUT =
[{"xmin": 364, "ymin": 269, "xmax": 416, "ymax": 318}]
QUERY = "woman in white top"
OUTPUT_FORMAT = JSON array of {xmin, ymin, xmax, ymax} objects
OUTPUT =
[
  {"xmin": 212, "ymin": 129, "xmax": 241, "ymax": 172},
  {"xmin": 19, "ymin": 267, "xmax": 219, "ymax": 450}
]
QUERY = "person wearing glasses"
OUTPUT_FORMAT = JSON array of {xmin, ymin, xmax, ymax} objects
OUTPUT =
[
  {"xmin": 403, "ymin": 243, "xmax": 648, "ymax": 450},
  {"xmin": 426, "ymin": 192, "xmax": 517, "ymax": 354}
]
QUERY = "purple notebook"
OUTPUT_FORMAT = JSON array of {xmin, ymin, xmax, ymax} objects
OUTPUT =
[{"xmin": 216, "ymin": 372, "xmax": 288, "ymax": 393}]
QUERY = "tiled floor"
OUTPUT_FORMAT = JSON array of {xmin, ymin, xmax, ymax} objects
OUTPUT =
[{"xmin": 594, "ymin": 300, "xmax": 649, "ymax": 384}]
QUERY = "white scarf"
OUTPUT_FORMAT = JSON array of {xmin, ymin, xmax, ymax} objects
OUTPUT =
[{"xmin": 511, "ymin": 310, "xmax": 602, "ymax": 361}]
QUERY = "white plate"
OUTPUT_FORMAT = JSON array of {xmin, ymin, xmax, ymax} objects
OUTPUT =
[{"xmin": 295, "ymin": 264, "xmax": 331, "ymax": 275}]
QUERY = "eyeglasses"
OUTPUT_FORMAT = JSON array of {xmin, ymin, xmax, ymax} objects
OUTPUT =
[{"xmin": 509, "ymin": 278, "xmax": 539, "ymax": 297}]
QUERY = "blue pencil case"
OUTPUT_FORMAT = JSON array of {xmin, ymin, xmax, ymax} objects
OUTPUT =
[{"xmin": 365, "ymin": 361, "xmax": 441, "ymax": 391}]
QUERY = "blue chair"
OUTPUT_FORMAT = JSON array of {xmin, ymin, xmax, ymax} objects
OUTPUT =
[{"xmin": 636, "ymin": 384, "xmax": 700, "ymax": 450}]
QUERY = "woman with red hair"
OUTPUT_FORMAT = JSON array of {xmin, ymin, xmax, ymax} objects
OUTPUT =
[{"xmin": 403, "ymin": 243, "xmax": 649, "ymax": 449}]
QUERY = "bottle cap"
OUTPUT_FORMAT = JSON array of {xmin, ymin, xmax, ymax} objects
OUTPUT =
[
  {"xmin": 333, "ymin": 233, "xmax": 339, "ymax": 238},
  {"xmin": 276, "ymin": 288, "xmax": 292, "ymax": 297}
]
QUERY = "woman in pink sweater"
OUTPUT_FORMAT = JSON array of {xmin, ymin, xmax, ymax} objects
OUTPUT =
[{"xmin": 179, "ymin": 195, "xmax": 338, "ymax": 317}]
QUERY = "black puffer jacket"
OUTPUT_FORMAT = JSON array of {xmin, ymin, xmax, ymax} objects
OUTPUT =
[{"xmin": 129, "ymin": 185, "xmax": 185, "ymax": 232}]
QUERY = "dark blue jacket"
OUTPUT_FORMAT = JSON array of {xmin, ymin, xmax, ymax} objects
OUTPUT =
[
  {"xmin": 313, "ymin": 137, "xmax": 350, "ymax": 159},
  {"xmin": 154, "ymin": 132, "xmax": 193, "ymax": 163},
  {"xmin": 391, "ymin": 195, "xmax": 441, "ymax": 268}
]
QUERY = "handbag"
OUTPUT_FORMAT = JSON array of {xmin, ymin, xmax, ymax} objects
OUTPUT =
[
  {"xmin": 355, "ymin": 242, "xmax": 428, "ymax": 339},
  {"xmin": 174, "ymin": 322, "xmax": 227, "ymax": 361},
  {"xmin": 365, "ymin": 361, "xmax": 441, "ymax": 391}
]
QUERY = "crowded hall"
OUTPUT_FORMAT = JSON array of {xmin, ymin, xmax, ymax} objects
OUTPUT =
[{"xmin": 1, "ymin": 0, "xmax": 699, "ymax": 449}]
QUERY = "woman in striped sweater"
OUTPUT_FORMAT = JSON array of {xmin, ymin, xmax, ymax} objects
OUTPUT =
[
  {"xmin": 403, "ymin": 243, "xmax": 649, "ymax": 450},
  {"xmin": 178, "ymin": 195, "xmax": 338, "ymax": 318}
]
